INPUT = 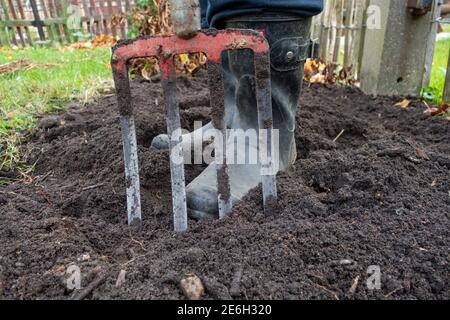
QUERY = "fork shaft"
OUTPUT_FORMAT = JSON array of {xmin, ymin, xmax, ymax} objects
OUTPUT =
[
  {"xmin": 120, "ymin": 115, "xmax": 142, "ymax": 224},
  {"xmin": 162, "ymin": 63, "xmax": 188, "ymax": 232},
  {"xmin": 112, "ymin": 61, "xmax": 143, "ymax": 225},
  {"xmin": 207, "ymin": 61, "xmax": 232, "ymax": 219},
  {"xmin": 255, "ymin": 52, "xmax": 278, "ymax": 213}
]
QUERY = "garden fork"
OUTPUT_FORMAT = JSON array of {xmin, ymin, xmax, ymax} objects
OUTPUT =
[{"xmin": 111, "ymin": 0, "xmax": 277, "ymax": 232}]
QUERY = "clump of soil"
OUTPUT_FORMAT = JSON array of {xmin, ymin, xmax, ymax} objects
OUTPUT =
[{"xmin": 0, "ymin": 71, "xmax": 448, "ymax": 300}]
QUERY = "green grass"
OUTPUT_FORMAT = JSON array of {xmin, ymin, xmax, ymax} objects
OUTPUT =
[
  {"xmin": 424, "ymin": 34, "xmax": 450, "ymax": 104},
  {"xmin": 0, "ymin": 46, "xmax": 112, "ymax": 180}
]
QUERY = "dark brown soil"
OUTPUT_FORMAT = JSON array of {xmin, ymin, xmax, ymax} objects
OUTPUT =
[{"xmin": 0, "ymin": 71, "xmax": 449, "ymax": 300}]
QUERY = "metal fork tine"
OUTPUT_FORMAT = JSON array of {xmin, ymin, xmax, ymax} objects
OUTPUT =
[
  {"xmin": 112, "ymin": 64, "xmax": 142, "ymax": 225},
  {"xmin": 254, "ymin": 52, "xmax": 278, "ymax": 213},
  {"xmin": 161, "ymin": 65, "xmax": 188, "ymax": 232},
  {"xmin": 120, "ymin": 116, "xmax": 143, "ymax": 224},
  {"xmin": 207, "ymin": 61, "xmax": 232, "ymax": 219}
]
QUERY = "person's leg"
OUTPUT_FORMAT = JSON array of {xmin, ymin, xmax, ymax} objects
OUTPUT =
[
  {"xmin": 152, "ymin": 1, "xmax": 323, "ymax": 219},
  {"xmin": 187, "ymin": 10, "xmax": 318, "ymax": 219},
  {"xmin": 151, "ymin": 0, "xmax": 323, "ymax": 151},
  {"xmin": 206, "ymin": 0, "xmax": 323, "ymax": 28}
]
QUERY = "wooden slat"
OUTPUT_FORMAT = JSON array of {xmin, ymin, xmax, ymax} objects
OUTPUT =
[
  {"xmin": 81, "ymin": 0, "xmax": 91, "ymax": 34},
  {"xmin": 124, "ymin": 0, "xmax": 132, "ymax": 36},
  {"xmin": 52, "ymin": 0, "xmax": 66, "ymax": 43},
  {"xmin": 343, "ymin": 0, "xmax": 355, "ymax": 67},
  {"xmin": 422, "ymin": 0, "xmax": 441, "ymax": 88},
  {"xmin": 321, "ymin": 0, "xmax": 334, "ymax": 60},
  {"xmin": 0, "ymin": 0, "xmax": 17, "ymax": 45},
  {"xmin": 89, "ymin": 0, "xmax": 98, "ymax": 35},
  {"xmin": 29, "ymin": 0, "xmax": 46, "ymax": 42},
  {"xmin": 332, "ymin": 0, "xmax": 344, "ymax": 63},
  {"xmin": 4, "ymin": 19, "xmax": 33, "ymax": 26},
  {"xmin": 106, "ymin": 0, "xmax": 115, "ymax": 36},
  {"xmin": 7, "ymin": 0, "xmax": 26, "ymax": 46},
  {"xmin": 98, "ymin": 0, "xmax": 108, "ymax": 34},
  {"xmin": 39, "ymin": 0, "xmax": 58, "ymax": 42},
  {"xmin": 443, "ymin": 53, "xmax": 450, "ymax": 103},
  {"xmin": 0, "ymin": 17, "xmax": 10, "ymax": 46},
  {"xmin": 116, "ymin": 0, "xmax": 126, "ymax": 38},
  {"xmin": 48, "ymin": 0, "xmax": 64, "ymax": 42},
  {"xmin": 328, "ymin": 0, "xmax": 337, "ymax": 62},
  {"xmin": 16, "ymin": 0, "xmax": 33, "ymax": 45},
  {"xmin": 354, "ymin": 0, "xmax": 368, "ymax": 78},
  {"xmin": 0, "ymin": 22, "xmax": 5, "ymax": 46},
  {"xmin": 57, "ymin": 0, "xmax": 73, "ymax": 42}
]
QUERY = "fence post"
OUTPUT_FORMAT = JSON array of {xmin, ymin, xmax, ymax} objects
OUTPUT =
[
  {"xmin": 354, "ymin": 0, "xmax": 368, "ymax": 78},
  {"xmin": 359, "ymin": 0, "xmax": 438, "ymax": 97},
  {"xmin": 343, "ymin": 0, "xmax": 355, "ymax": 67},
  {"xmin": 30, "ymin": 0, "xmax": 46, "ymax": 41},
  {"xmin": 319, "ymin": 0, "xmax": 332, "ymax": 59},
  {"xmin": 444, "ymin": 53, "xmax": 450, "ymax": 103},
  {"xmin": 422, "ymin": 0, "xmax": 441, "ymax": 88},
  {"xmin": 332, "ymin": 0, "xmax": 344, "ymax": 63}
]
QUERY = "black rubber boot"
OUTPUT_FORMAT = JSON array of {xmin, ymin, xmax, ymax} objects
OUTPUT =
[{"xmin": 186, "ymin": 14, "xmax": 312, "ymax": 219}]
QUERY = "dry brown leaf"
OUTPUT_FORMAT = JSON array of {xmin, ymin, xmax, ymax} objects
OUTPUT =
[
  {"xmin": 304, "ymin": 59, "xmax": 317, "ymax": 78},
  {"xmin": 424, "ymin": 103, "xmax": 449, "ymax": 116},
  {"xmin": 394, "ymin": 99, "xmax": 411, "ymax": 109},
  {"xmin": 424, "ymin": 107, "xmax": 439, "ymax": 114},
  {"xmin": 66, "ymin": 41, "xmax": 91, "ymax": 49},
  {"xmin": 92, "ymin": 34, "xmax": 117, "ymax": 48},
  {"xmin": 318, "ymin": 61, "xmax": 327, "ymax": 72},
  {"xmin": 304, "ymin": 58, "xmax": 354, "ymax": 85},
  {"xmin": 309, "ymin": 73, "xmax": 326, "ymax": 84}
]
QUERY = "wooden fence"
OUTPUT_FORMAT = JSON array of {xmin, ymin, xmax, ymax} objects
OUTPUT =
[
  {"xmin": 312, "ymin": 0, "xmax": 450, "ymax": 102},
  {"xmin": 0, "ymin": 0, "xmax": 135, "ymax": 46},
  {"xmin": 311, "ymin": 0, "xmax": 369, "ymax": 79}
]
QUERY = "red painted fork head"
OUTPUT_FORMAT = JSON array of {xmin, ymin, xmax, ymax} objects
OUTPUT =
[{"xmin": 111, "ymin": 29, "xmax": 270, "ymax": 80}]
